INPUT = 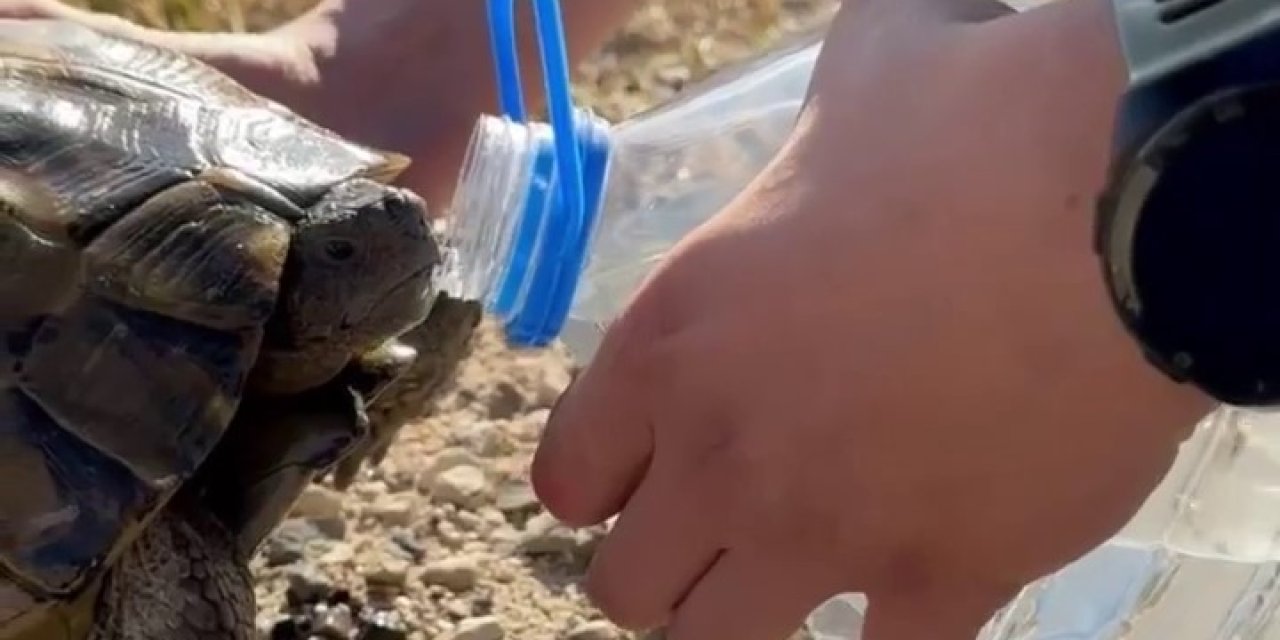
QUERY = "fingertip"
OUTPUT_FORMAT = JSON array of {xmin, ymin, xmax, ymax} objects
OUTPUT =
[
  {"xmin": 586, "ymin": 562, "xmax": 670, "ymax": 633},
  {"xmin": 528, "ymin": 348, "xmax": 657, "ymax": 526},
  {"xmin": 529, "ymin": 436, "xmax": 601, "ymax": 527}
]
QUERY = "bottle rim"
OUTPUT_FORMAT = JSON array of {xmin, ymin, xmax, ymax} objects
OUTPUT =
[
  {"xmin": 442, "ymin": 114, "xmax": 542, "ymax": 304},
  {"xmin": 444, "ymin": 111, "xmax": 615, "ymax": 347}
]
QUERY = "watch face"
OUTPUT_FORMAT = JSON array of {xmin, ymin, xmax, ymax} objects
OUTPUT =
[{"xmin": 1120, "ymin": 83, "xmax": 1280, "ymax": 404}]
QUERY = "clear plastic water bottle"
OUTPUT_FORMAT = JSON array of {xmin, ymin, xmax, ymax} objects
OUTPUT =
[
  {"xmin": 439, "ymin": 0, "xmax": 823, "ymax": 360},
  {"xmin": 444, "ymin": 2, "xmax": 1280, "ymax": 639}
]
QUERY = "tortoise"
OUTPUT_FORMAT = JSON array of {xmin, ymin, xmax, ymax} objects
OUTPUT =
[{"xmin": 0, "ymin": 17, "xmax": 478, "ymax": 640}]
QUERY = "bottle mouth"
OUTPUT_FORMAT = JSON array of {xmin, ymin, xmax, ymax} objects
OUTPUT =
[
  {"xmin": 441, "ymin": 114, "xmax": 548, "ymax": 304},
  {"xmin": 442, "ymin": 111, "xmax": 614, "ymax": 347}
]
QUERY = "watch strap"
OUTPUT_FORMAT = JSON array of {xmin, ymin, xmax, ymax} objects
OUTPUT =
[{"xmin": 1111, "ymin": 0, "xmax": 1272, "ymax": 87}]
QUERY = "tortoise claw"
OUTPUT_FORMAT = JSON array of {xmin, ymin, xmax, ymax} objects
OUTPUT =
[{"xmin": 322, "ymin": 295, "xmax": 484, "ymax": 491}]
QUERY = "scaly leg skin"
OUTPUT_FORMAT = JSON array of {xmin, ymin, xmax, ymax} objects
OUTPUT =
[
  {"xmin": 329, "ymin": 294, "xmax": 484, "ymax": 490},
  {"xmin": 87, "ymin": 496, "xmax": 253, "ymax": 640}
]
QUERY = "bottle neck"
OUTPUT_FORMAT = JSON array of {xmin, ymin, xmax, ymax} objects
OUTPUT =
[
  {"xmin": 442, "ymin": 111, "xmax": 614, "ymax": 347},
  {"xmin": 442, "ymin": 114, "xmax": 549, "ymax": 304}
]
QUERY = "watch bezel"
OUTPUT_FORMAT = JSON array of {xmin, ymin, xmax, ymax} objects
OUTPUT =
[
  {"xmin": 1097, "ymin": 82, "xmax": 1280, "ymax": 405},
  {"xmin": 1096, "ymin": 0, "xmax": 1280, "ymax": 406}
]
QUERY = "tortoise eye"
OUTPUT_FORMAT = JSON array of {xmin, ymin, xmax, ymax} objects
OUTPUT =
[{"xmin": 324, "ymin": 239, "xmax": 356, "ymax": 263}]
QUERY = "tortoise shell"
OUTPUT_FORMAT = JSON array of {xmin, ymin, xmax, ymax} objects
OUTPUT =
[{"xmin": 0, "ymin": 18, "xmax": 419, "ymax": 606}]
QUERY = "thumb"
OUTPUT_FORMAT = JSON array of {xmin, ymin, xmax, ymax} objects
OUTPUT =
[{"xmin": 531, "ymin": 311, "xmax": 660, "ymax": 527}]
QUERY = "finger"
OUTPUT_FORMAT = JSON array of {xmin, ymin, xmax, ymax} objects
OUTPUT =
[
  {"xmin": 585, "ymin": 453, "xmax": 721, "ymax": 631},
  {"xmin": 531, "ymin": 321, "xmax": 657, "ymax": 526},
  {"xmin": 863, "ymin": 586, "xmax": 1012, "ymax": 640},
  {"xmin": 0, "ymin": 0, "xmax": 54, "ymax": 19},
  {"xmin": 666, "ymin": 550, "xmax": 834, "ymax": 640}
]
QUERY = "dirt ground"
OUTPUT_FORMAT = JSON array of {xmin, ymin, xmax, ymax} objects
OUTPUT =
[{"xmin": 80, "ymin": 1, "xmax": 841, "ymax": 639}]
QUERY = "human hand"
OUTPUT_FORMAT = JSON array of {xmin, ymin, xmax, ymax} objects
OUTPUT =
[{"xmin": 531, "ymin": 0, "xmax": 1217, "ymax": 638}]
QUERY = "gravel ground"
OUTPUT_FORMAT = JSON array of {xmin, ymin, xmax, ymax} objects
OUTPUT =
[{"xmin": 244, "ymin": 2, "xmax": 841, "ymax": 640}]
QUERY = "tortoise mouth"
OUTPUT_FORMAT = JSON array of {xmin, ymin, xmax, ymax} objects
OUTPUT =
[{"xmin": 338, "ymin": 263, "xmax": 438, "ymax": 340}]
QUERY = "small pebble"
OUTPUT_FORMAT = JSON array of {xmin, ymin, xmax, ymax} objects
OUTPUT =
[
  {"xmin": 448, "ymin": 616, "xmax": 504, "ymax": 640},
  {"xmin": 486, "ymin": 381, "xmax": 526, "ymax": 419},
  {"xmin": 379, "ymin": 538, "xmax": 414, "ymax": 562},
  {"xmin": 368, "ymin": 495, "xmax": 415, "ymax": 528},
  {"xmin": 419, "ymin": 448, "xmax": 483, "ymax": 486},
  {"xmin": 453, "ymin": 510, "xmax": 483, "ymax": 532},
  {"xmin": 310, "ymin": 516, "xmax": 348, "ymax": 541},
  {"xmin": 359, "ymin": 608, "xmax": 409, "ymax": 640},
  {"xmin": 285, "ymin": 564, "xmax": 334, "ymax": 606},
  {"xmin": 493, "ymin": 483, "xmax": 539, "ymax": 515},
  {"xmin": 431, "ymin": 465, "xmax": 491, "ymax": 508},
  {"xmin": 450, "ymin": 420, "xmax": 504, "ymax": 455},
  {"xmin": 471, "ymin": 595, "xmax": 494, "ymax": 617},
  {"xmin": 355, "ymin": 481, "xmax": 389, "ymax": 501},
  {"xmin": 320, "ymin": 542, "xmax": 355, "ymax": 566},
  {"xmin": 263, "ymin": 519, "xmax": 322, "ymax": 567},
  {"xmin": 507, "ymin": 410, "xmax": 548, "ymax": 443},
  {"xmin": 656, "ymin": 64, "xmax": 692, "ymax": 87},
  {"xmin": 444, "ymin": 599, "xmax": 471, "ymax": 620},
  {"xmin": 437, "ymin": 520, "xmax": 466, "ymax": 549},
  {"xmin": 390, "ymin": 530, "xmax": 426, "ymax": 563},
  {"xmin": 568, "ymin": 620, "xmax": 623, "ymax": 640},
  {"xmin": 365, "ymin": 556, "xmax": 410, "ymax": 590},
  {"xmin": 421, "ymin": 556, "xmax": 481, "ymax": 593},
  {"xmin": 488, "ymin": 525, "xmax": 520, "ymax": 554},
  {"xmin": 517, "ymin": 513, "xmax": 579, "ymax": 555},
  {"xmin": 532, "ymin": 371, "xmax": 568, "ymax": 408},
  {"xmin": 478, "ymin": 507, "xmax": 508, "ymax": 527},
  {"xmin": 314, "ymin": 603, "xmax": 357, "ymax": 640},
  {"xmin": 291, "ymin": 485, "xmax": 346, "ymax": 521}
]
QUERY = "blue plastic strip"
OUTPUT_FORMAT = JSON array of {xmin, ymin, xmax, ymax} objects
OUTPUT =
[
  {"xmin": 509, "ymin": 115, "xmax": 612, "ymax": 346},
  {"xmin": 485, "ymin": 0, "xmax": 526, "ymax": 121},
  {"xmin": 485, "ymin": 0, "xmax": 614, "ymax": 347},
  {"xmin": 530, "ymin": 0, "xmax": 586, "ymax": 251}
]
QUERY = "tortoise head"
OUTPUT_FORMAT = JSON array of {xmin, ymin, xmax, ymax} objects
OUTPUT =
[{"xmin": 253, "ymin": 176, "xmax": 441, "ymax": 395}]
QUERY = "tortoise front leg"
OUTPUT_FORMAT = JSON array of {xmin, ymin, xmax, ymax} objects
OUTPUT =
[
  {"xmin": 188, "ymin": 379, "xmax": 371, "ymax": 558},
  {"xmin": 188, "ymin": 338, "xmax": 416, "ymax": 557},
  {"xmin": 328, "ymin": 294, "xmax": 484, "ymax": 490}
]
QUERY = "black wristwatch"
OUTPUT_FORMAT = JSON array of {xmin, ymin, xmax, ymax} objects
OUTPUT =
[{"xmin": 1095, "ymin": 0, "xmax": 1280, "ymax": 407}]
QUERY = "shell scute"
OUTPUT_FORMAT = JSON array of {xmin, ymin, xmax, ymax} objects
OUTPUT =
[
  {"xmin": 0, "ymin": 80, "xmax": 193, "ymax": 243},
  {"xmin": 82, "ymin": 180, "xmax": 290, "ymax": 332},
  {"xmin": 0, "ymin": 389, "xmax": 147, "ymax": 594},
  {"xmin": 16, "ymin": 297, "xmax": 257, "ymax": 487},
  {"xmin": 0, "ymin": 18, "xmax": 409, "ymax": 220}
]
